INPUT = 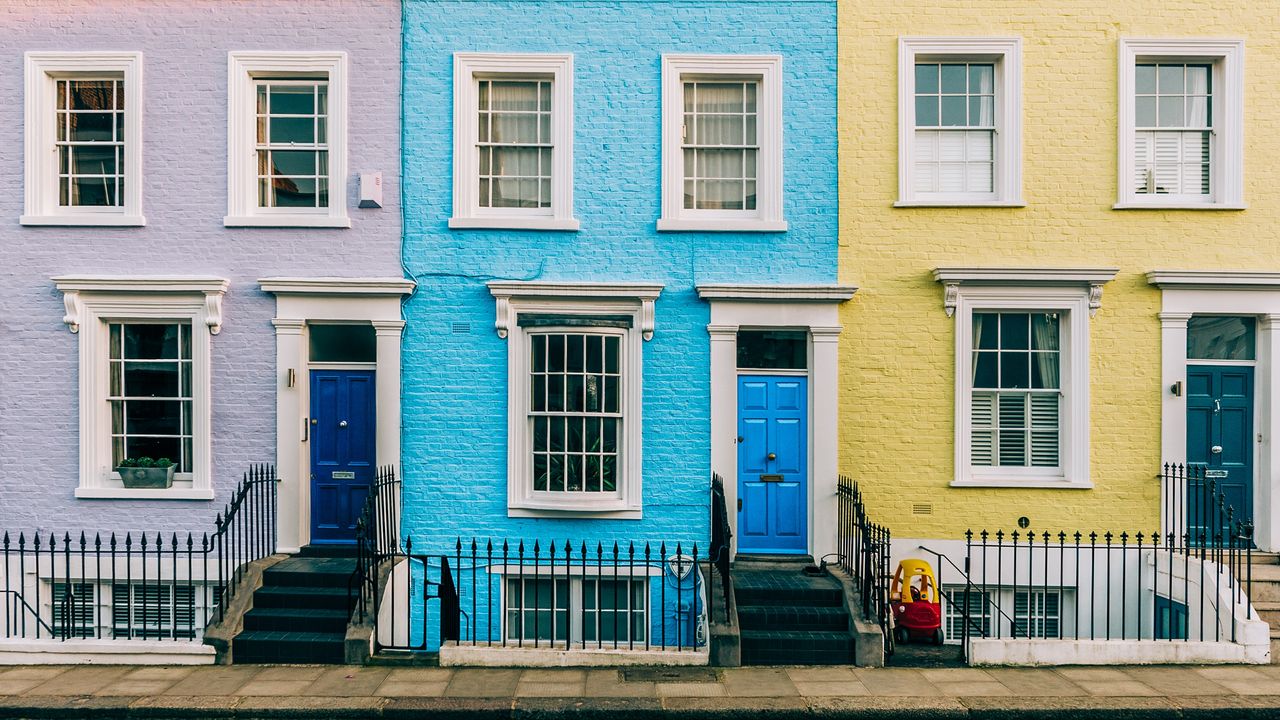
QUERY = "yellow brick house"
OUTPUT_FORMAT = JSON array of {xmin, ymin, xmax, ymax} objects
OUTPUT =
[{"xmin": 838, "ymin": 3, "xmax": 1280, "ymax": 561}]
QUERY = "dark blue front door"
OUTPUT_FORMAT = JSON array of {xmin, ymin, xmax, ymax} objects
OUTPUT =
[
  {"xmin": 310, "ymin": 370, "xmax": 376, "ymax": 543},
  {"xmin": 738, "ymin": 375, "xmax": 808, "ymax": 554},
  {"xmin": 1186, "ymin": 365, "xmax": 1253, "ymax": 539}
]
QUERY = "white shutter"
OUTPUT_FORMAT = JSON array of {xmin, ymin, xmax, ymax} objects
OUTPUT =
[
  {"xmin": 1152, "ymin": 132, "xmax": 1181, "ymax": 193},
  {"xmin": 1029, "ymin": 392, "xmax": 1060, "ymax": 467},
  {"xmin": 997, "ymin": 393, "xmax": 1027, "ymax": 466},
  {"xmin": 1180, "ymin": 131, "xmax": 1210, "ymax": 194},
  {"xmin": 913, "ymin": 130, "xmax": 938, "ymax": 192},
  {"xmin": 970, "ymin": 391, "xmax": 995, "ymax": 466},
  {"xmin": 1133, "ymin": 132, "xmax": 1153, "ymax": 192},
  {"xmin": 965, "ymin": 130, "xmax": 994, "ymax": 192}
]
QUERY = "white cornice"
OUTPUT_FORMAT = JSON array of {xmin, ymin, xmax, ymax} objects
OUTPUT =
[
  {"xmin": 258, "ymin": 277, "xmax": 416, "ymax": 296},
  {"xmin": 52, "ymin": 276, "xmax": 230, "ymax": 335},
  {"xmin": 1146, "ymin": 270, "xmax": 1280, "ymax": 290},
  {"xmin": 695, "ymin": 284, "xmax": 858, "ymax": 302},
  {"xmin": 933, "ymin": 267, "xmax": 1118, "ymax": 318},
  {"xmin": 487, "ymin": 281, "xmax": 665, "ymax": 341}
]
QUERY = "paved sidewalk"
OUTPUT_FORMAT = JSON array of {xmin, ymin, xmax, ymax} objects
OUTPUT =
[{"xmin": 3, "ymin": 663, "xmax": 1280, "ymax": 717}]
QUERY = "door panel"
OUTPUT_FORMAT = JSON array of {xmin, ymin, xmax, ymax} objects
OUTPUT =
[
  {"xmin": 737, "ymin": 375, "xmax": 808, "ymax": 554},
  {"xmin": 1186, "ymin": 365, "xmax": 1253, "ymax": 540},
  {"xmin": 310, "ymin": 369, "xmax": 377, "ymax": 544}
]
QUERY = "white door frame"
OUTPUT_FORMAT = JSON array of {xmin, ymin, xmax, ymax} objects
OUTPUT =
[
  {"xmin": 1150, "ymin": 271, "xmax": 1280, "ymax": 552},
  {"xmin": 260, "ymin": 277, "xmax": 414, "ymax": 553},
  {"xmin": 698, "ymin": 284, "xmax": 855, "ymax": 561}
]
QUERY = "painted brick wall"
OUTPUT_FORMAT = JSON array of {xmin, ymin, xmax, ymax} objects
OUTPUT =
[
  {"xmin": 0, "ymin": 0, "xmax": 402, "ymax": 534},
  {"xmin": 401, "ymin": 0, "xmax": 838, "ymax": 554},
  {"xmin": 838, "ymin": 3, "xmax": 1280, "ymax": 537}
]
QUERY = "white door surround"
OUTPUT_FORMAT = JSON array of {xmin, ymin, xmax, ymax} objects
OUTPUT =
[
  {"xmin": 1149, "ymin": 271, "xmax": 1280, "ymax": 552},
  {"xmin": 697, "ymin": 284, "xmax": 856, "ymax": 561},
  {"xmin": 260, "ymin": 277, "xmax": 414, "ymax": 553}
]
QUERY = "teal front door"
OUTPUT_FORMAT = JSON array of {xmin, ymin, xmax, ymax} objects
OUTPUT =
[
  {"xmin": 1186, "ymin": 365, "xmax": 1253, "ymax": 539},
  {"xmin": 737, "ymin": 376, "xmax": 808, "ymax": 554}
]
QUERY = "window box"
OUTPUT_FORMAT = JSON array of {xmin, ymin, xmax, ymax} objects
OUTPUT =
[{"xmin": 116, "ymin": 463, "xmax": 177, "ymax": 489}]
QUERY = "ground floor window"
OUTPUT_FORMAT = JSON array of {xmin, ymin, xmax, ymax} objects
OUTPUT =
[
  {"xmin": 504, "ymin": 575, "xmax": 647, "ymax": 645},
  {"xmin": 41, "ymin": 580, "xmax": 220, "ymax": 640},
  {"xmin": 943, "ymin": 585, "xmax": 1067, "ymax": 642}
]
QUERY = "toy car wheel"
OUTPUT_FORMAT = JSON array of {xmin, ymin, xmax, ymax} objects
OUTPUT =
[
  {"xmin": 932, "ymin": 628, "xmax": 945, "ymax": 646},
  {"xmin": 896, "ymin": 627, "xmax": 909, "ymax": 644}
]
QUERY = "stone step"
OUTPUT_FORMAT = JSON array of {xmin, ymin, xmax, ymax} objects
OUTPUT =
[
  {"xmin": 261, "ymin": 556, "xmax": 357, "ymax": 588},
  {"xmin": 740, "ymin": 629, "xmax": 853, "ymax": 665},
  {"xmin": 251, "ymin": 584, "xmax": 352, "ymax": 611},
  {"xmin": 232, "ymin": 630, "xmax": 346, "ymax": 664},
  {"xmin": 738, "ymin": 604, "xmax": 849, "ymax": 632},
  {"xmin": 242, "ymin": 607, "xmax": 350, "ymax": 633},
  {"xmin": 297, "ymin": 544, "xmax": 360, "ymax": 558}
]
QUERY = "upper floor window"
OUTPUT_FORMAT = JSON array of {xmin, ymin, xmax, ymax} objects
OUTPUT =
[
  {"xmin": 1117, "ymin": 39, "xmax": 1244, "ymax": 209},
  {"xmin": 897, "ymin": 38, "xmax": 1022, "ymax": 207},
  {"xmin": 451, "ymin": 54, "xmax": 577, "ymax": 231},
  {"xmin": 23, "ymin": 52, "xmax": 144, "ymax": 226},
  {"xmin": 226, "ymin": 52, "xmax": 349, "ymax": 228},
  {"xmin": 659, "ymin": 55, "xmax": 785, "ymax": 232}
]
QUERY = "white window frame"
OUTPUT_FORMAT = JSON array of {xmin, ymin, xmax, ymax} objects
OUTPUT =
[
  {"xmin": 937, "ymin": 268, "xmax": 1117, "ymax": 489},
  {"xmin": 658, "ymin": 54, "xmax": 785, "ymax": 233},
  {"xmin": 897, "ymin": 38, "xmax": 1022, "ymax": 208},
  {"xmin": 23, "ymin": 52, "xmax": 145, "ymax": 226},
  {"xmin": 1116, "ymin": 39, "xmax": 1244, "ymax": 210},
  {"xmin": 450, "ymin": 53, "xmax": 578, "ymax": 231},
  {"xmin": 53, "ymin": 276, "xmax": 228, "ymax": 500},
  {"xmin": 225, "ymin": 52, "xmax": 349, "ymax": 228},
  {"xmin": 495, "ymin": 570, "xmax": 652, "ymax": 646},
  {"xmin": 488, "ymin": 282, "xmax": 662, "ymax": 518}
]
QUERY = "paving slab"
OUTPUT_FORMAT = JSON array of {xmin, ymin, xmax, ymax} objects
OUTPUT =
[
  {"xmin": 520, "ymin": 668, "xmax": 587, "ymax": 683},
  {"xmin": 0, "ymin": 679, "xmax": 44, "ymax": 695},
  {"xmin": 377, "ymin": 680, "xmax": 450, "ymax": 697},
  {"xmin": 1195, "ymin": 665, "xmax": 1272, "ymax": 681},
  {"xmin": 127, "ymin": 695, "xmax": 242, "ymax": 715},
  {"xmin": 981, "ymin": 667, "xmax": 1087, "ymax": 696},
  {"xmin": 929, "ymin": 680, "xmax": 1012, "ymax": 696},
  {"xmin": 721, "ymin": 667, "xmax": 799, "ymax": 697},
  {"xmin": 515, "ymin": 679, "xmax": 587, "ymax": 697},
  {"xmin": 1212, "ymin": 678, "xmax": 1280, "ymax": 696},
  {"xmin": 1078, "ymin": 680, "xmax": 1161, "ymax": 696},
  {"xmin": 122, "ymin": 666, "xmax": 198, "ymax": 681},
  {"xmin": 385, "ymin": 667, "xmax": 454, "ymax": 683},
  {"xmin": 853, "ymin": 668, "xmax": 941, "ymax": 696},
  {"xmin": 94, "ymin": 679, "xmax": 180, "ymax": 696},
  {"xmin": 1120, "ymin": 666, "xmax": 1234, "ymax": 696},
  {"xmin": 253, "ymin": 665, "xmax": 329, "ymax": 681},
  {"xmin": 918, "ymin": 667, "xmax": 996, "ymax": 683},
  {"xmin": 785, "ymin": 666, "xmax": 857, "ymax": 683},
  {"xmin": 793, "ymin": 680, "xmax": 870, "ymax": 696},
  {"xmin": 163, "ymin": 665, "xmax": 260, "ymax": 695},
  {"xmin": 445, "ymin": 668, "xmax": 522, "ymax": 697},
  {"xmin": 583, "ymin": 669, "xmax": 654, "ymax": 698},
  {"xmin": 25, "ymin": 665, "xmax": 131, "ymax": 695},
  {"xmin": 308, "ymin": 666, "xmax": 391, "ymax": 696},
  {"xmin": 234, "ymin": 679, "xmax": 316, "ymax": 696},
  {"xmin": 655, "ymin": 681, "xmax": 727, "ymax": 697},
  {"xmin": 0, "ymin": 667, "xmax": 68, "ymax": 681},
  {"xmin": 1055, "ymin": 667, "xmax": 1137, "ymax": 683}
]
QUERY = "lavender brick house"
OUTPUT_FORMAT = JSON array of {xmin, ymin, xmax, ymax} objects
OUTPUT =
[{"xmin": 0, "ymin": 0, "xmax": 408, "ymax": 557}]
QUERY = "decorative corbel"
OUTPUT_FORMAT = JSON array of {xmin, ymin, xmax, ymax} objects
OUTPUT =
[
  {"xmin": 493, "ymin": 295, "xmax": 512, "ymax": 339},
  {"xmin": 942, "ymin": 282, "xmax": 959, "ymax": 318},
  {"xmin": 1088, "ymin": 283, "xmax": 1104, "ymax": 318},
  {"xmin": 61, "ymin": 291, "xmax": 82, "ymax": 333},
  {"xmin": 204, "ymin": 291, "xmax": 224, "ymax": 335},
  {"xmin": 641, "ymin": 297, "xmax": 656, "ymax": 341}
]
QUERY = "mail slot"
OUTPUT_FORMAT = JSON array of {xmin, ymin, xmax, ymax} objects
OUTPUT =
[
  {"xmin": 1205, "ymin": 469, "xmax": 1229, "ymax": 479},
  {"xmin": 332, "ymin": 471, "xmax": 356, "ymax": 480},
  {"xmin": 759, "ymin": 474, "xmax": 784, "ymax": 483}
]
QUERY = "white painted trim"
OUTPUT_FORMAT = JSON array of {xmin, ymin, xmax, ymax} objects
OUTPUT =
[
  {"xmin": 487, "ymin": 286, "xmax": 659, "ymax": 518},
  {"xmin": 897, "ymin": 37, "xmax": 1023, "ymax": 206},
  {"xmin": 451, "ymin": 53, "xmax": 576, "ymax": 230},
  {"xmin": 933, "ymin": 267, "xmax": 1118, "ymax": 318},
  {"xmin": 968, "ymin": 637, "xmax": 1268, "ymax": 666},
  {"xmin": 52, "ymin": 277, "xmax": 228, "ymax": 501},
  {"xmin": 225, "ymin": 52, "xmax": 349, "ymax": 228},
  {"xmin": 1116, "ymin": 39, "xmax": 1245, "ymax": 209},
  {"xmin": 439, "ymin": 645, "xmax": 708, "ymax": 667},
  {"xmin": 1151, "ymin": 277, "xmax": 1280, "ymax": 552},
  {"xmin": 658, "ymin": 54, "xmax": 784, "ymax": 232},
  {"xmin": 696, "ymin": 284, "xmax": 857, "ymax": 302},
  {"xmin": 23, "ymin": 52, "xmax": 144, "ymax": 226},
  {"xmin": 0, "ymin": 639, "xmax": 216, "ymax": 665},
  {"xmin": 260, "ymin": 278, "xmax": 410, "ymax": 552},
  {"xmin": 942, "ymin": 283, "xmax": 1106, "ymax": 489},
  {"xmin": 705, "ymin": 299, "xmax": 842, "ymax": 562}
]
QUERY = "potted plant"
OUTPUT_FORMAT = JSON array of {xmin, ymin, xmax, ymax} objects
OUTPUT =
[{"xmin": 116, "ymin": 457, "xmax": 176, "ymax": 489}]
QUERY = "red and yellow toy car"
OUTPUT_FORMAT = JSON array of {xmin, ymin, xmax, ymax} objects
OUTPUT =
[{"xmin": 890, "ymin": 558, "xmax": 944, "ymax": 645}]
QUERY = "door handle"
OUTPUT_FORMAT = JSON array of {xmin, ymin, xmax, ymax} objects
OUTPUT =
[
  {"xmin": 1211, "ymin": 445, "xmax": 1223, "ymax": 454},
  {"xmin": 767, "ymin": 453, "xmax": 776, "ymax": 461},
  {"xmin": 1214, "ymin": 399, "xmax": 1221, "ymax": 414},
  {"xmin": 737, "ymin": 498, "xmax": 742, "ymax": 511},
  {"xmin": 339, "ymin": 420, "xmax": 349, "ymax": 428}
]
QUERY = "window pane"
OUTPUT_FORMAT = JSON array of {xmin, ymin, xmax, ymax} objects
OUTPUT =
[
  {"xmin": 940, "ymin": 64, "xmax": 967, "ymax": 93},
  {"xmin": 914, "ymin": 63, "xmax": 939, "ymax": 94},
  {"xmin": 915, "ymin": 96, "xmax": 939, "ymax": 126},
  {"xmin": 1157, "ymin": 64, "xmax": 1184, "ymax": 93},
  {"xmin": 1187, "ymin": 316, "xmax": 1255, "ymax": 360},
  {"xmin": 1136, "ymin": 64, "xmax": 1157, "ymax": 94},
  {"xmin": 308, "ymin": 324, "xmax": 377, "ymax": 362},
  {"xmin": 999, "ymin": 313, "xmax": 1029, "ymax": 350},
  {"xmin": 736, "ymin": 330, "xmax": 806, "ymax": 370},
  {"xmin": 682, "ymin": 79, "xmax": 759, "ymax": 210},
  {"xmin": 478, "ymin": 79, "xmax": 553, "ymax": 210},
  {"xmin": 256, "ymin": 80, "xmax": 329, "ymax": 209}
]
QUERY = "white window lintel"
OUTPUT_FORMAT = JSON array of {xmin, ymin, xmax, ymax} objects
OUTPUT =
[
  {"xmin": 898, "ymin": 37, "xmax": 1023, "ymax": 206},
  {"xmin": 933, "ymin": 267, "xmax": 1118, "ymax": 318},
  {"xmin": 487, "ymin": 281, "xmax": 663, "ymax": 341}
]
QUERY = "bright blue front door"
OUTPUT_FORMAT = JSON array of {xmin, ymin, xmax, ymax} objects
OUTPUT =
[
  {"xmin": 310, "ymin": 370, "xmax": 376, "ymax": 544},
  {"xmin": 1186, "ymin": 365, "xmax": 1253, "ymax": 538},
  {"xmin": 737, "ymin": 375, "xmax": 808, "ymax": 554}
]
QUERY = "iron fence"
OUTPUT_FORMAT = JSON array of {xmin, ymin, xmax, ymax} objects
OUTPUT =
[
  {"xmin": 1, "ymin": 464, "xmax": 277, "ymax": 642},
  {"xmin": 836, "ymin": 475, "xmax": 893, "ymax": 660},
  {"xmin": 709, "ymin": 473, "xmax": 732, "ymax": 625}
]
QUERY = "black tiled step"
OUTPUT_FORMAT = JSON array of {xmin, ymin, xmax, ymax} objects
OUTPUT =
[
  {"xmin": 740, "ymin": 629, "xmax": 854, "ymax": 666},
  {"xmin": 262, "ymin": 557, "xmax": 357, "ymax": 588},
  {"xmin": 738, "ymin": 604, "xmax": 849, "ymax": 632},
  {"xmin": 233, "ymin": 630, "xmax": 345, "ymax": 664},
  {"xmin": 734, "ymin": 584, "xmax": 844, "ymax": 608},
  {"xmin": 242, "ymin": 607, "xmax": 350, "ymax": 633},
  {"xmin": 298, "ymin": 543, "xmax": 359, "ymax": 558},
  {"xmin": 252, "ymin": 585, "xmax": 351, "ymax": 611}
]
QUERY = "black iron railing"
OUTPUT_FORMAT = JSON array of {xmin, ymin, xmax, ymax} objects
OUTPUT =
[
  {"xmin": 836, "ymin": 475, "xmax": 893, "ymax": 660},
  {"xmin": 1, "ymin": 464, "xmax": 277, "ymax": 642},
  {"xmin": 709, "ymin": 473, "xmax": 732, "ymax": 625},
  {"xmin": 349, "ymin": 467, "xmax": 401, "ymax": 623}
]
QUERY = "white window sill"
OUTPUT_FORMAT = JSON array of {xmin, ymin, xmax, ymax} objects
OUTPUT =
[
  {"xmin": 21, "ymin": 214, "xmax": 147, "ymax": 227},
  {"xmin": 950, "ymin": 478, "xmax": 1093, "ymax": 490},
  {"xmin": 1112, "ymin": 202, "xmax": 1246, "ymax": 211},
  {"xmin": 224, "ymin": 215, "xmax": 351, "ymax": 228},
  {"xmin": 894, "ymin": 200, "xmax": 1026, "ymax": 209},
  {"xmin": 508, "ymin": 505, "xmax": 642, "ymax": 520},
  {"xmin": 448, "ymin": 216, "xmax": 581, "ymax": 231},
  {"xmin": 75, "ymin": 487, "xmax": 215, "ymax": 500},
  {"xmin": 655, "ymin": 218, "xmax": 788, "ymax": 233}
]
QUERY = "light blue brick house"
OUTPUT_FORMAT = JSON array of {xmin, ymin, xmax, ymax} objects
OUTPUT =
[{"xmin": 400, "ymin": 0, "xmax": 850, "ymax": 658}]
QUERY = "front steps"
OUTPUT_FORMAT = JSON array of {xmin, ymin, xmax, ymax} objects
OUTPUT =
[
  {"xmin": 734, "ymin": 557, "xmax": 855, "ymax": 665},
  {"xmin": 231, "ymin": 545, "xmax": 356, "ymax": 664}
]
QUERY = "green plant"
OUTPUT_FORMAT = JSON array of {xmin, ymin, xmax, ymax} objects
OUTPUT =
[{"xmin": 117, "ymin": 456, "xmax": 175, "ymax": 469}]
